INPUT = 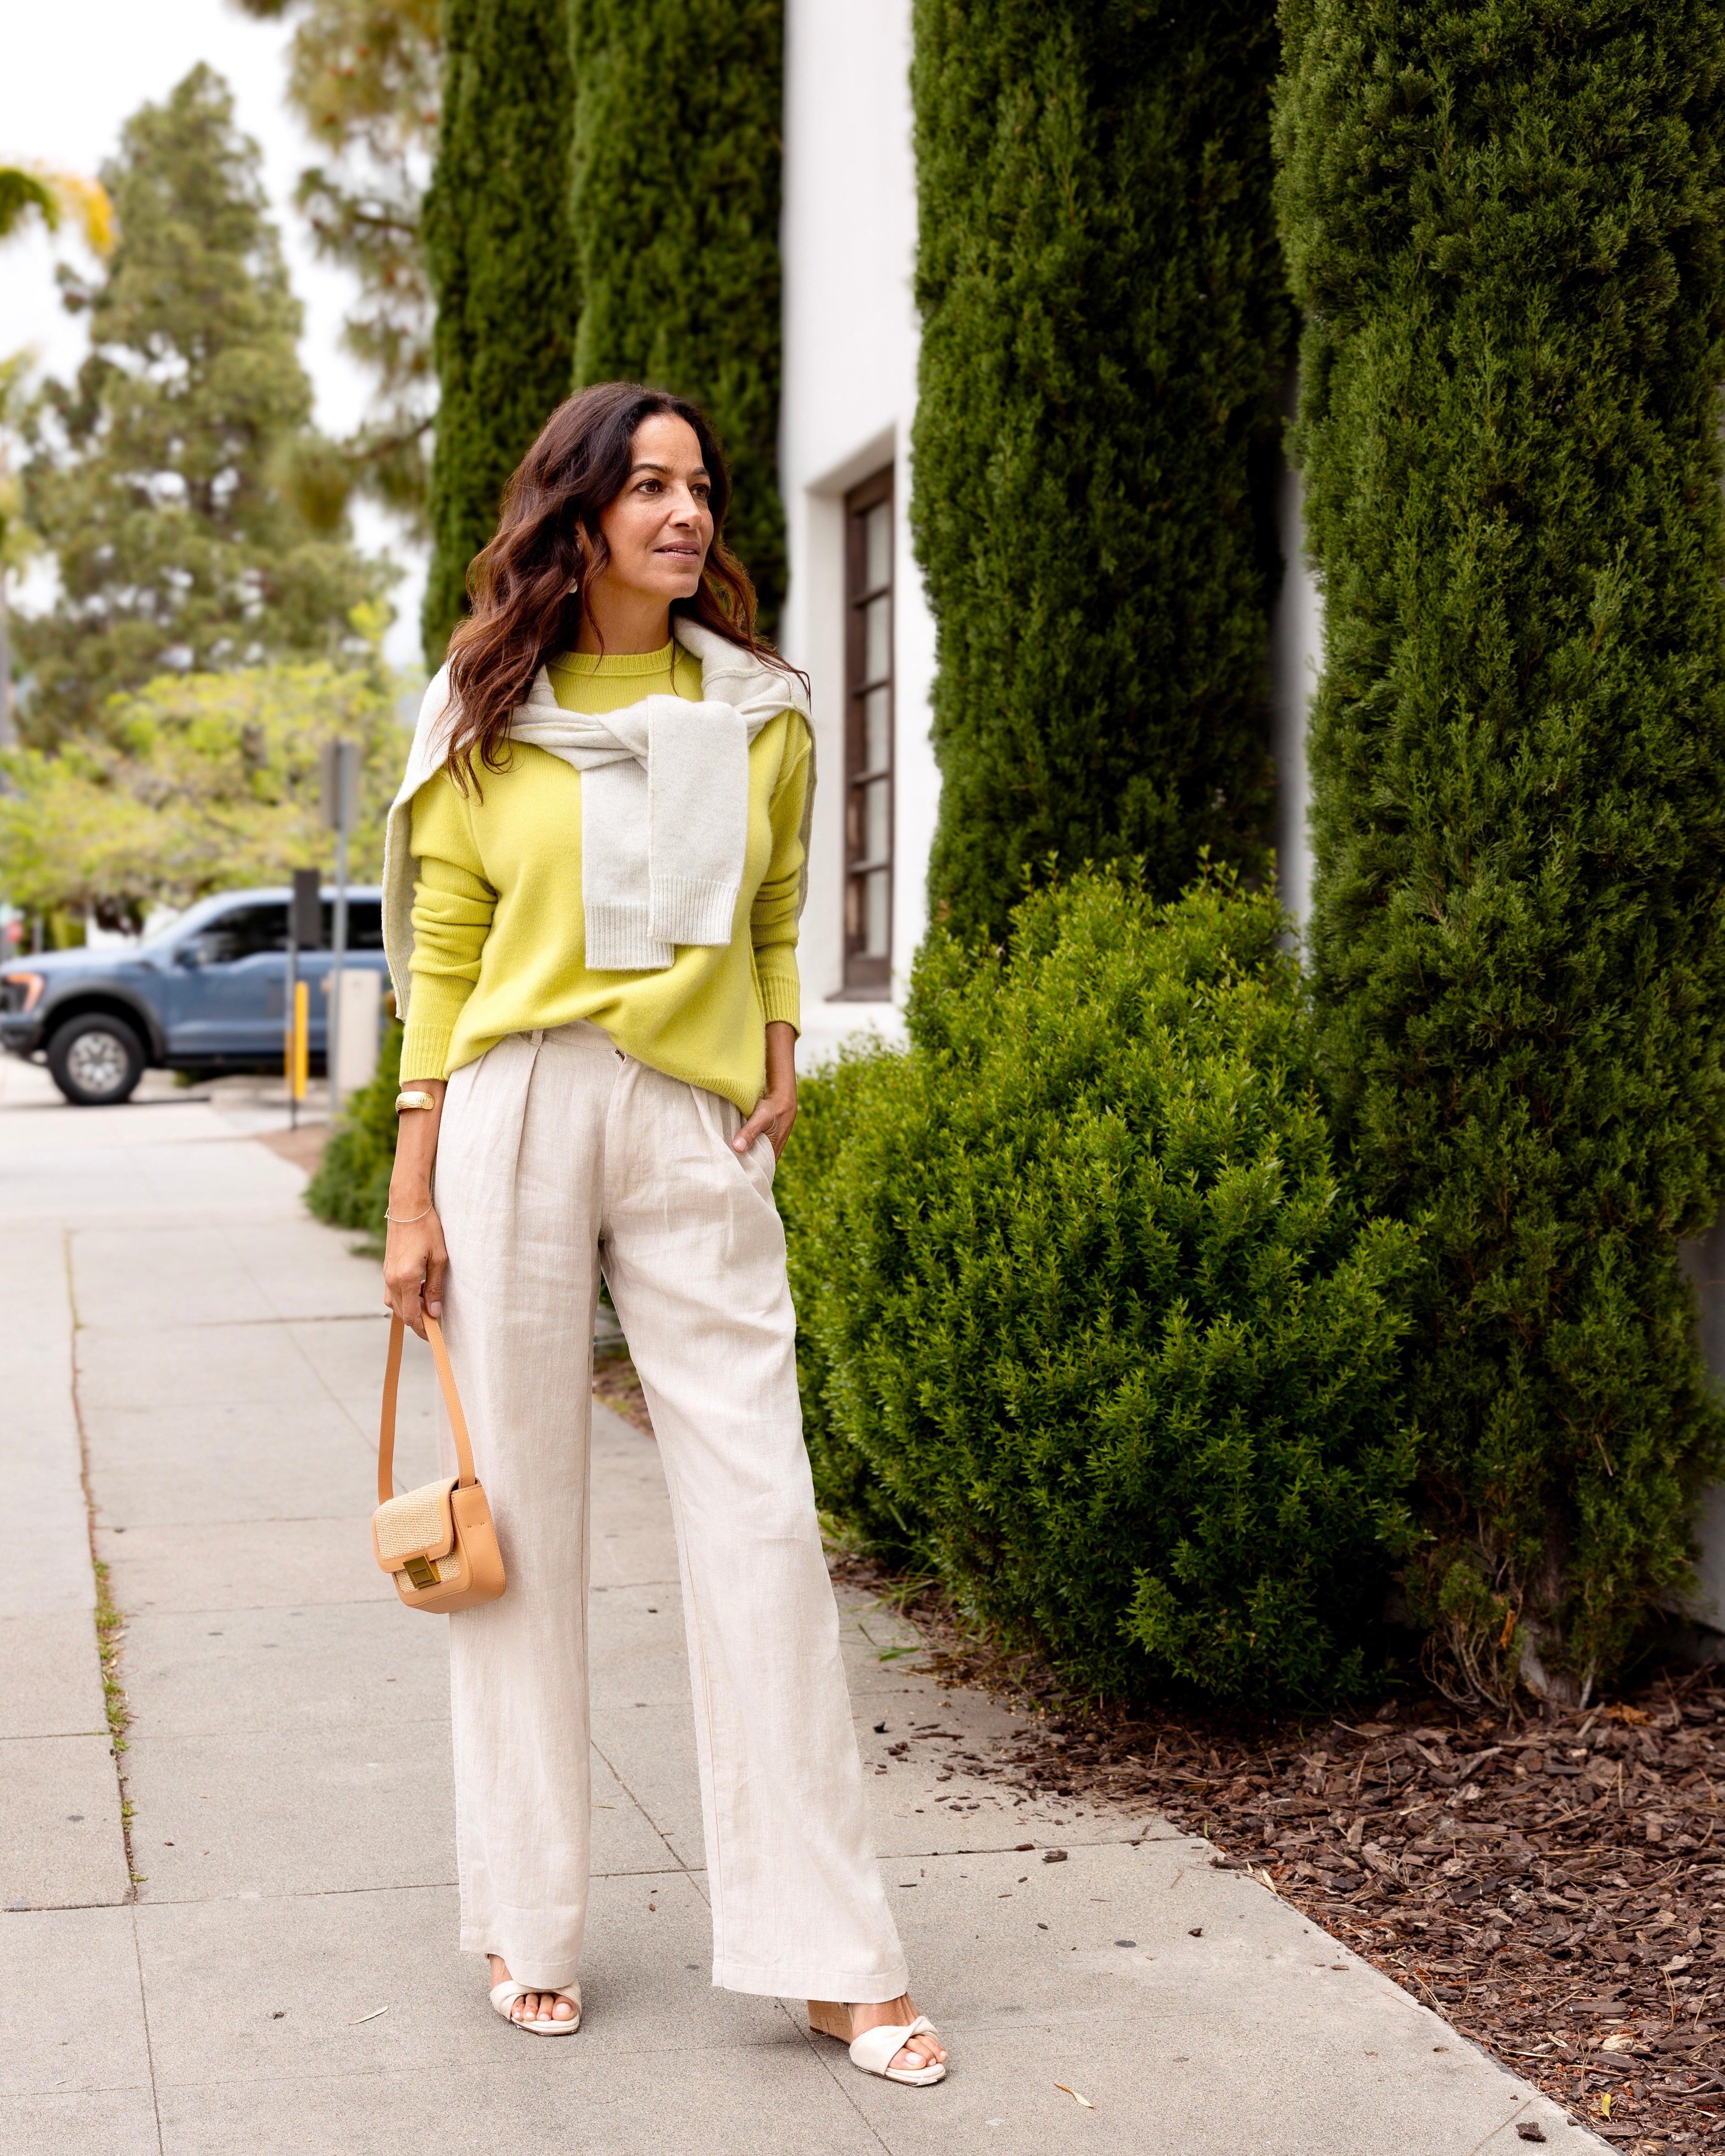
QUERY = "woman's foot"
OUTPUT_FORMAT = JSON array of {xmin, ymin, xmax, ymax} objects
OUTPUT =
[
  {"xmin": 820, "ymin": 1995, "xmax": 946, "ymax": 2074},
  {"xmin": 488, "ymin": 1954, "xmax": 578, "ymax": 2026}
]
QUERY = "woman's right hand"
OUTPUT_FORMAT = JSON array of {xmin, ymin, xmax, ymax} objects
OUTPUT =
[
  {"xmin": 384, "ymin": 1203, "xmax": 448, "ymax": 1338},
  {"xmin": 383, "ymin": 1075, "xmax": 448, "ymax": 1337}
]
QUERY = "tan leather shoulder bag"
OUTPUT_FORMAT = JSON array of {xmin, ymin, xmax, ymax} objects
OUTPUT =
[{"xmin": 373, "ymin": 1312, "xmax": 505, "ymax": 1613}]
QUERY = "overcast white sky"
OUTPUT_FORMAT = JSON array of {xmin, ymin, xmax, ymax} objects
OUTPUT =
[{"xmin": 1, "ymin": 0, "xmax": 428, "ymax": 666}]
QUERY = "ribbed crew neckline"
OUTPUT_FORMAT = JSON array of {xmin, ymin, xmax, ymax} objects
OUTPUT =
[{"xmin": 548, "ymin": 639, "xmax": 678, "ymax": 678}]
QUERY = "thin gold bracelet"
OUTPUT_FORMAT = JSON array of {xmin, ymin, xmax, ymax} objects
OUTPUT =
[{"xmin": 384, "ymin": 1202, "xmax": 434, "ymax": 1225}]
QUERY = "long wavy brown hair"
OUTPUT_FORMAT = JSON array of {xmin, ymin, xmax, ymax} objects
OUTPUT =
[{"xmin": 442, "ymin": 382, "xmax": 789, "ymax": 783}]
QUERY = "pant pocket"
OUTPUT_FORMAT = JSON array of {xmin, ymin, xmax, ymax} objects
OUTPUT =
[{"xmin": 691, "ymin": 1084, "xmax": 776, "ymax": 1194}]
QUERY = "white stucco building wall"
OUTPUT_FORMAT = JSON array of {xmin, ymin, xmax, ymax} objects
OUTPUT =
[
  {"xmin": 778, "ymin": 0, "xmax": 932, "ymax": 1066},
  {"xmin": 778, "ymin": 3, "xmax": 1325, "ymax": 1059}
]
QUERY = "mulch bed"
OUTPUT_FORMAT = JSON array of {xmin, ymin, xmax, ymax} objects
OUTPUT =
[
  {"xmin": 831, "ymin": 1557, "xmax": 1725, "ymax": 2151},
  {"xmin": 255, "ymin": 1120, "xmax": 330, "ymax": 1176},
  {"xmin": 592, "ymin": 1346, "xmax": 653, "ymax": 1436}
]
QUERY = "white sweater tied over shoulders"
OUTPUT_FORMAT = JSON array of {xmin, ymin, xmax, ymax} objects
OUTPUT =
[{"xmin": 381, "ymin": 617, "xmax": 813, "ymax": 1018}]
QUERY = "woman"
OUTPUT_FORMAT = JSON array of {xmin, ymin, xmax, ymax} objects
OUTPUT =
[{"xmin": 378, "ymin": 381, "xmax": 946, "ymax": 2085}]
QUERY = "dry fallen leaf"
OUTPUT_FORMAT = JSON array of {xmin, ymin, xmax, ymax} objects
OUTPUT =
[
  {"xmin": 1055, "ymin": 2084, "xmax": 1095, "ymax": 2109},
  {"xmin": 348, "ymin": 2006, "xmax": 389, "ymax": 2026},
  {"xmin": 1599, "ymin": 2093, "xmax": 1612, "ymax": 2118}
]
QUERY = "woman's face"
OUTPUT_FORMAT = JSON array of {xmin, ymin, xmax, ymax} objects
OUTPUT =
[{"xmin": 588, "ymin": 413, "xmax": 714, "ymax": 608}]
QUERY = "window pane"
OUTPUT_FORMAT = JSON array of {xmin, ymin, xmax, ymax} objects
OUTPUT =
[
  {"xmin": 862, "ymin": 685, "xmax": 890, "ymax": 774},
  {"xmin": 346, "ymin": 901, "xmax": 385, "ymax": 950},
  {"xmin": 863, "ymin": 869, "xmax": 890, "ymax": 959},
  {"xmin": 843, "ymin": 466, "xmax": 894, "ymax": 994},
  {"xmin": 864, "ymin": 500, "xmax": 891, "ymax": 593},
  {"xmin": 862, "ymin": 593, "xmax": 890, "ymax": 685},
  {"xmin": 199, "ymin": 903, "xmax": 288, "ymax": 961},
  {"xmin": 318, "ymin": 899, "xmax": 384, "ymax": 949},
  {"xmin": 863, "ymin": 777, "xmax": 890, "ymax": 865}
]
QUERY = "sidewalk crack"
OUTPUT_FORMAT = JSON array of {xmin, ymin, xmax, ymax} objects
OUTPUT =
[
  {"xmin": 65, "ymin": 1227, "xmax": 143, "ymax": 1896},
  {"xmin": 130, "ymin": 1906, "xmax": 165, "ymax": 2156},
  {"xmin": 588, "ymin": 1735, "xmax": 704, "ymax": 1898}
]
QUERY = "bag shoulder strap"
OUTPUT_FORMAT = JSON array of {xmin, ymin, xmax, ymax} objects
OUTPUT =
[{"xmin": 378, "ymin": 1311, "xmax": 476, "ymax": 1506}]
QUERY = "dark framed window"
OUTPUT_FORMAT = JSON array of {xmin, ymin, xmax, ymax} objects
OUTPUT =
[{"xmin": 842, "ymin": 467, "xmax": 893, "ymax": 992}]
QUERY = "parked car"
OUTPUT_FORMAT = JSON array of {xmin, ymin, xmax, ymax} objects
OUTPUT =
[{"xmin": 0, "ymin": 886, "xmax": 392, "ymax": 1106}]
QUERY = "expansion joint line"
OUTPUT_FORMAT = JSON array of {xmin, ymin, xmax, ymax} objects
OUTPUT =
[{"xmin": 63, "ymin": 1227, "xmax": 141, "ymax": 1895}]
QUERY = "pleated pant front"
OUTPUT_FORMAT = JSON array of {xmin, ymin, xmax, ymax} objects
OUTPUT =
[{"xmin": 432, "ymin": 1019, "xmax": 908, "ymax": 2001}]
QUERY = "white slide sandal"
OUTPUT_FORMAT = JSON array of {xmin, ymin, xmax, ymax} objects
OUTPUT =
[
  {"xmin": 809, "ymin": 2001, "xmax": 946, "ymax": 2085},
  {"xmin": 490, "ymin": 1978, "xmax": 582, "ymax": 2035}
]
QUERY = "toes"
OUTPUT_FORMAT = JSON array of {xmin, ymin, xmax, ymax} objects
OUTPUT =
[{"xmin": 550, "ymin": 1995, "xmax": 576, "ymax": 2020}]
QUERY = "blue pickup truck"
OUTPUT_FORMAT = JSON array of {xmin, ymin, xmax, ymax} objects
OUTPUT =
[{"xmin": 0, "ymin": 885, "xmax": 392, "ymax": 1106}]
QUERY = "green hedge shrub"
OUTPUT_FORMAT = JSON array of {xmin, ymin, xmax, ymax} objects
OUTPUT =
[
  {"xmin": 777, "ymin": 869, "xmax": 1420, "ymax": 1704},
  {"xmin": 910, "ymin": 0, "xmax": 1293, "ymax": 944},
  {"xmin": 420, "ymin": 0, "xmax": 577, "ymax": 663},
  {"xmin": 567, "ymin": 0, "xmax": 786, "ymax": 625},
  {"xmin": 305, "ymin": 1021, "xmax": 402, "ymax": 1247},
  {"xmin": 1276, "ymin": 0, "xmax": 1725, "ymax": 1699}
]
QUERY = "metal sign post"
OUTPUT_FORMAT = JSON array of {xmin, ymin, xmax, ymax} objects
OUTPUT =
[
  {"xmin": 287, "ymin": 867, "xmax": 321, "ymax": 1132},
  {"xmin": 319, "ymin": 740, "xmax": 358, "ymax": 1116}
]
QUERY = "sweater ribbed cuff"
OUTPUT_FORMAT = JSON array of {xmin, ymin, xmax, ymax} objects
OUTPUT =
[
  {"xmin": 651, "ymin": 872, "xmax": 739, "ymax": 947},
  {"xmin": 583, "ymin": 902, "xmax": 673, "ymax": 973},
  {"xmin": 757, "ymin": 968, "xmax": 801, "ymax": 1033},
  {"xmin": 399, "ymin": 1016, "xmax": 456, "ymax": 1084}
]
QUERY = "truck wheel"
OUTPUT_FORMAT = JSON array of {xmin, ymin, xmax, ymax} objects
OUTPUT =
[{"xmin": 47, "ymin": 1014, "xmax": 146, "ymax": 1106}]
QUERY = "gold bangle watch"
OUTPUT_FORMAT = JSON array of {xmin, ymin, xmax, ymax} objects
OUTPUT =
[{"xmin": 395, "ymin": 1090, "xmax": 437, "ymax": 1114}]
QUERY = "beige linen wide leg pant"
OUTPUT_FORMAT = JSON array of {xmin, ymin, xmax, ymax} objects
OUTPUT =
[{"xmin": 433, "ymin": 1020, "xmax": 908, "ymax": 2001}]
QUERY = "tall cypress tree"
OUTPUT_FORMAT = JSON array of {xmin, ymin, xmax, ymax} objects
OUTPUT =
[
  {"xmin": 912, "ymin": 0, "xmax": 1293, "ymax": 944},
  {"xmin": 567, "ymin": 0, "xmax": 786, "ymax": 626},
  {"xmin": 1278, "ymin": 0, "xmax": 1725, "ymax": 1695},
  {"xmin": 18, "ymin": 66, "xmax": 385, "ymax": 748},
  {"xmin": 420, "ymin": 0, "xmax": 576, "ymax": 663}
]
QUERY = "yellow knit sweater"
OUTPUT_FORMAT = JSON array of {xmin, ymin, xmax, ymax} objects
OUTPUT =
[{"xmin": 402, "ymin": 638, "xmax": 810, "ymax": 1112}]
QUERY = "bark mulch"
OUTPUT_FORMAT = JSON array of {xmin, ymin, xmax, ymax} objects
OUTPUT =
[
  {"xmin": 591, "ymin": 1345, "xmax": 653, "ymax": 1436},
  {"xmin": 830, "ymin": 1557, "xmax": 1725, "ymax": 2152}
]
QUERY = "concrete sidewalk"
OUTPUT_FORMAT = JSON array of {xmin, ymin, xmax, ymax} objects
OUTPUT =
[{"xmin": 1, "ymin": 1054, "xmax": 1601, "ymax": 2155}]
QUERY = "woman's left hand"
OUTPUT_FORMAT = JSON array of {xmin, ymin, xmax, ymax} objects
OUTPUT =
[{"xmin": 735, "ymin": 1019, "xmax": 798, "ymax": 1161}]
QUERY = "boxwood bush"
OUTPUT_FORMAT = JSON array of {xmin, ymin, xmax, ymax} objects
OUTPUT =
[
  {"xmin": 305, "ymin": 1020, "xmax": 403, "ymax": 1248},
  {"xmin": 777, "ymin": 869, "xmax": 1421, "ymax": 1705}
]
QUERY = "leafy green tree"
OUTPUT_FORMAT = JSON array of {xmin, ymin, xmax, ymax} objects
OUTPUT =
[
  {"xmin": 911, "ymin": 0, "xmax": 1292, "ymax": 945},
  {"xmin": 1277, "ymin": 0, "xmax": 1725, "ymax": 1699},
  {"xmin": 0, "ymin": 353, "xmax": 38, "ymax": 750},
  {"xmin": 568, "ymin": 0, "xmax": 787, "ymax": 626},
  {"xmin": 420, "ymin": 0, "xmax": 575, "ymax": 661},
  {"xmin": 0, "ymin": 653, "xmax": 402, "ymax": 929},
  {"xmin": 2, "ymin": 162, "xmax": 111, "ymax": 747},
  {"xmin": 0, "ymin": 163, "xmax": 111, "ymax": 250},
  {"xmin": 15, "ymin": 65, "xmax": 389, "ymax": 749},
  {"xmin": 232, "ymin": 0, "xmax": 441, "ymax": 528},
  {"xmin": 0, "ymin": 168, "xmax": 58, "ymax": 241}
]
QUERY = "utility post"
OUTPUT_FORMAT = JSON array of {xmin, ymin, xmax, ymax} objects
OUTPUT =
[
  {"xmin": 320, "ymin": 739, "xmax": 358, "ymax": 1116},
  {"xmin": 286, "ymin": 867, "xmax": 321, "ymax": 1133}
]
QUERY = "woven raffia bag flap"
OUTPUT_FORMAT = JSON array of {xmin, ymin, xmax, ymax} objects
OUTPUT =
[{"xmin": 373, "ymin": 1312, "xmax": 505, "ymax": 1613}]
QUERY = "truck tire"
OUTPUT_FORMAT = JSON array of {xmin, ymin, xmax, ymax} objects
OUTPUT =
[{"xmin": 47, "ymin": 1013, "xmax": 146, "ymax": 1106}]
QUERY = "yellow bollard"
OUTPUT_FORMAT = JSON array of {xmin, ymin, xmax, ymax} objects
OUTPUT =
[{"xmin": 292, "ymin": 979, "xmax": 310, "ymax": 1100}]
